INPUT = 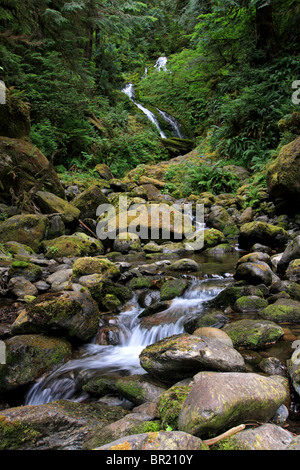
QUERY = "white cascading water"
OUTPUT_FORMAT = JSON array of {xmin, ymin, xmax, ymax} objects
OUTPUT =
[
  {"xmin": 24, "ymin": 278, "xmax": 228, "ymax": 406},
  {"xmin": 121, "ymin": 57, "xmax": 183, "ymax": 139}
]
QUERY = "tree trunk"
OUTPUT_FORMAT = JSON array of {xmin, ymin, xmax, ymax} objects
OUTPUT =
[{"xmin": 256, "ymin": 2, "xmax": 277, "ymax": 59}]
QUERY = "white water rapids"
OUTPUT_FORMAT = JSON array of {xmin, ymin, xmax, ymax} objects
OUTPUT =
[{"xmin": 24, "ymin": 278, "xmax": 229, "ymax": 406}]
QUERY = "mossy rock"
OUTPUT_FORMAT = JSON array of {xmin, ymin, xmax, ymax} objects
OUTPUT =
[
  {"xmin": 8, "ymin": 261, "xmax": 43, "ymax": 282},
  {"xmin": 72, "ymin": 257, "xmax": 119, "ymax": 279},
  {"xmin": 160, "ymin": 278, "xmax": 188, "ymax": 301},
  {"xmin": 158, "ymin": 385, "xmax": 191, "ymax": 430},
  {"xmin": 0, "ymin": 214, "xmax": 48, "ymax": 252},
  {"xmin": 35, "ymin": 191, "xmax": 80, "ymax": 224},
  {"xmin": 128, "ymin": 277, "xmax": 151, "ymax": 290},
  {"xmin": 223, "ymin": 319, "xmax": 284, "ymax": 350},
  {"xmin": 82, "ymin": 377, "xmax": 117, "ymax": 397},
  {"xmin": 42, "ymin": 234, "xmax": 104, "ymax": 258},
  {"xmin": 0, "ymin": 335, "xmax": 72, "ymax": 393},
  {"xmin": 266, "ymin": 136, "xmax": 300, "ymax": 208},
  {"xmin": 113, "ymin": 232, "xmax": 142, "ymax": 254},
  {"xmin": 94, "ymin": 163, "xmax": 114, "ymax": 180},
  {"xmin": 234, "ymin": 296, "xmax": 268, "ymax": 313},
  {"xmin": 239, "ymin": 221, "xmax": 289, "ymax": 250},
  {"xmin": 207, "ymin": 206, "xmax": 239, "ymax": 239},
  {"xmin": 11, "ymin": 290, "xmax": 101, "ymax": 343},
  {"xmin": 72, "ymin": 185, "xmax": 109, "ymax": 220},
  {"xmin": 258, "ymin": 299, "xmax": 300, "ymax": 323},
  {"xmin": 78, "ymin": 276, "xmax": 132, "ymax": 310},
  {"xmin": 115, "ymin": 375, "xmax": 166, "ymax": 406},
  {"xmin": 0, "ymin": 137, "xmax": 65, "ymax": 205}
]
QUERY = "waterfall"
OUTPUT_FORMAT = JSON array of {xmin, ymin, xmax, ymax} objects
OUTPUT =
[
  {"xmin": 121, "ymin": 57, "xmax": 183, "ymax": 139},
  {"xmin": 24, "ymin": 278, "xmax": 227, "ymax": 406}
]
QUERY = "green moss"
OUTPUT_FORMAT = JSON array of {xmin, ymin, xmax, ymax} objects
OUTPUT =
[
  {"xmin": 72, "ymin": 257, "xmax": 119, "ymax": 279},
  {"xmin": 0, "ymin": 416, "xmax": 42, "ymax": 450},
  {"xmin": 42, "ymin": 235, "xmax": 104, "ymax": 258},
  {"xmin": 158, "ymin": 385, "xmax": 191, "ymax": 430},
  {"xmin": 128, "ymin": 277, "xmax": 151, "ymax": 290},
  {"xmin": 160, "ymin": 279, "xmax": 188, "ymax": 301}
]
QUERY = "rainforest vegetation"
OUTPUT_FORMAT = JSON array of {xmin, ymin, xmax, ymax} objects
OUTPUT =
[{"xmin": 0, "ymin": 0, "xmax": 300, "ymax": 182}]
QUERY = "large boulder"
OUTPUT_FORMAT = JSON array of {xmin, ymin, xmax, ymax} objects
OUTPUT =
[
  {"xmin": 0, "ymin": 137, "xmax": 65, "ymax": 204},
  {"xmin": 178, "ymin": 372, "xmax": 288, "ymax": 439},
  {"xmin": 223, "ymin": 319, "xmax": 284, "ymax": 350},
  {"xmin": 277, "ymin": 235, "xmax": 300, "ymax": 274},
  {"xmin": 258, "ymin": 299, "xmax": 300, "ymax": 323},
  {"xmin": 72, "ymin": 185, "xmax": 109, "ymax": 220},
  {"xmin": 0, "ymin": 335, "xmax": 72, "ymax": 392},
  {"xmin": 238, "ymin": 221, "xmax": 289, "ymax": 250},
  {"xmin": 34, "ymin": 191, "xmax": 80, "ymax": 224},
  {"xmin": 266, "ymin": 136, "xmax": 300, "ymax": 209},
  {"xmin": 11, "ymin": 290, "xmax": 101, "ymax": 343},
  {"xmin": 0, "ymin": 214, "xmax": 48, "ymax": 252},
  {"xmin": 139, "ymin": 334, "xmax": 246, "ymax": 384},
  {"xmin": 234, "ymin": 261, "xmax": 278, "ymax": 286},
  {"xmin": 207, "ymin": 205, "xmax": 239, "ymax": 238},
  {"xmin": 42, "ymin": 233, "xmax": 104, "ymax": 258}
]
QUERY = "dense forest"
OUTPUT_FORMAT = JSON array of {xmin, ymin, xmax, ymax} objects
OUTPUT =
[{"xmin": 1, "ymin": 0, "xmax": 299, "ymax": 179}]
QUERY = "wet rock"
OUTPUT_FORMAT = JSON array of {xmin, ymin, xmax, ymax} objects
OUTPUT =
[
  {"xmin": 138, "ymin": 289, "xmax": 160, "ymax": 309},
  {"xmin": 207, "ymin": 206, "xmax": 239, "ymax": 239},
  {"xmin": 223, "ymin": 319, "xmax": 284, "ymax": 350},
  {"xmin": 113, "ymin": 232, "xmax": 141, "ymax": 254},
  {"xmin": 286, "ymin": 259, "xmax": 300, "ymax": 282},
  {"xmin": 277, "ymin": 235, "xmax": 300, "ymax": 274},
  {"xmin": 0, "ymin": 335, "xmax": 72, "ymax": 392},
  {"xmin": 94, "ymin": 431, "xmax": 209, "ymax": 451},
  {"xmin": 184, "ymin": 312, "xmax": 228, "ymax": 332},
  {"xmin": 160, "ymin": 278, "xmax": 188, "ymax": 301},
  {"xmin": 258, "ymin": 357, "xmax": 287, "ymax": 377},
  {"xmin": 238, "ymin": 221, "xmax": 289, "ymax": 250},
  {"xmin": 115, "ymin": 375, "xmax": 166, "ymax": 406},
  {"xmin": 139, "ymin": 333, "xmax": 246, "ymax": 384},
  {"xmin": 35, "ymin": 191, "xmax": 80, "ymax": 224},
  {"xmin": 178, "ymin": 372, "xmax": 288, "ymax": 438},
  {"xmin": 192, "ymin": 327, "xmax": 233, "ymax": 348},
  {"xmin": 0, "ymin": 214, "xmax": 48, "ymax": 252},
  {"xmin": 168, "ymin": 258, "xmax": 200, "ymax": 272},
  {"xmin": 8, "ymin": 276, "xmax": 38, "ymax": 298},
  {"xmin": 11, "ymin": 290, "xmax": 101, "ymax": 343},
  {"xmin": 72, "ymin": 185, "xmax": 109, "ymax": 219},
  {"xmin": 233, "ymin": 295, "xmax": 268, "ymax": 312},
  {"xmin": 269, "ymin": 280, "xmax": 300, "ymax": 302},
  {"xmin": 258, "ymin": 299, "xmax": 300, "ymax": 323},
  {"xmin": 235, "ymin": 261, "xmax": 278, "ymax": 286},
  {"xmin": 215, "ymin": 423, "xmax": 293, "ymax": 450},
  {"xmin": 0, "ymin": 400, "xmax": 128, "ymax": 450},
  {"xmin": 42, "ymin": 233, "xmax": 104, "ymax": 258}
]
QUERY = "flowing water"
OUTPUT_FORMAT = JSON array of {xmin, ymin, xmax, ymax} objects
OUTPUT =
[{"xmin": 24, "ymin": 276, "xmax": 230, "ymax": 406}]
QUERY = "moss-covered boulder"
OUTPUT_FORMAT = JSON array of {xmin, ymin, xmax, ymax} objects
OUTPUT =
[
  {"xmin": 160, "ymin": 278, "xmax": 188, "ymax": 301},
  {"xmin": 0, "ymin": 214, "xmax": 48, "ymax": 252},
  {"xmin": 11, "ymin": 290, "xmax": 101, "ymax": 343},
  {"xmin": 258, "ymin": 299, "xmax": 300, "ymax": 323},
  {"xmin": 266, "ymin": 136, "xmax": 300, "ymax": 208},
  {"xmin": 72, "ymin": 257, "xmax": 119, "ymax": 279},
  {"xmin": 8, "ymin": 261, "xmax": 43, "ymax": 282},
  {"xmin": 207, "ymin": 206, "xmax": 239, "ymax": 239},
  {"xmin": 238, "ymin": 221, "xmax": 289, "ymax": 250},
  {"xmin": 235, "ymin": 261, "xmax": 277, "ymax": 286},
  {"xmin": 168, "ymin": 258, "xmax": 200, "ymax": 272},
  {"xmin": 115, "ymin": 375, "xmax": 166, "ymax": 406},
  {"xmin": 139, "ymin": 334, "xmax": 245, "ymax": 384},
  {"xmin": 43, "ymin": 233, "xmax": 104, "ymax": 258},
  {"xmin": 94, "ymin": 163, "xmax": 114, "ymax": 180},
  {"xmin": 0, "ymin": 335, "xmax": 72, "ymax": 392},
  {"xmin": 78, "ymin": 276, "xmax": 132, "ymax": 310},
  {"xmin": 277, "ymin": 235, "xmax": 300, "ymax": 274},
  {"xmin": 0, "ymin": 137, "xmax": 65, "ymax": 205},
  {"xmin": 178, "ymin": 372, "xmax": 288, "ymax": 439},
  {"xmin": 113, "ymin": 232, "xmax": 141, "ymax": 253},
  {"xmin": 286, "ymin": 259, "xmax": 300, "ymax": 282},
  {"xmin": 72, "ymin": 185, "xmax": 109, "ymax": 220},
  {"xmin": 223, "ymin": 319, "xmax": 284, "ymax": 350},
  {"xmin": 0, "ymin": 400, "xmax": 128, "ymax": 450},
  {"xmin": 233, "ymin": 295, "xmax": 268, "ymax": 312},
  {"xmin": 35, "ymin": 191, "xmax": 80, "ymax": 224},
  {"xmin": 158, "ymin": 384, "xmax": 192, "ymax": 430},
  {"xmin": 193, "ymin": 327, "xmax": 234, "ymax": 348}
]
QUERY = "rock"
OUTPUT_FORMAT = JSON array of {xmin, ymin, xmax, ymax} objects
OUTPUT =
[
  {"xmin": 45, "ymin": 215, "xmax": 65, "ymax": 239},
  {"xmin": 143, "ymin": 241, "xmax": 163, "ymax": 253},
  {"xmin": 78, "ymin": 277, "xmax": 132, "ymax": 310},
  {"xmin": 94, "ymin": 431, "xmax": 209, "ymax": 451},
  {"xmin": 215, "ymin": 423, "xmax": 293, "ymax": 450},
  {"xmin": 277, "ymin": 235, "xmax": 300, "ymax": 274},
  {"xmin": 269, "ymin": 280, "xmax": 300, "ymax": 302},
  {"xmin": 238, "ymin": 206, "xmax": 253, "ymax": 225},
  {"xmin": 209, "ymin": 284, "xmax": 266, "ymax": 308},
  {"xmin": 8, "ymin": 261, "xmax": 43, "ymax": 283},
  {"xmin": 139, "ymin": 334, "xmax": 246, "ymax": 384},
  {"xmin": 72, "ymin": 257, "xmax": 119, "ymax": 279},
  {"xmin": 192, "ymin": 327, "xmax": 234, "ymax": 348},
  {"xmin": 138, "ymin": 290, "xmax": 160, "ymax": 309},
  {"xmin": 258, "ymin": 357, "xmax": 287, "ymax": 377},
  {"xmin": 46, "ymin": 269, "xmax": 73, "ymax": 291},
  {"xmin": 0, "ymin": 400, "xmax": 128, "ymax": 450},
  {"xmin": 113, "ymin": 232, "xmax": 141, "ymax": 253},
  {"xmin": 251, "ymin": 243, "xmax": 273, "ymax": 255},
  {"xmin": 235, "ymin": 261, "xmax": 278, "ymax": 286},
  {"xmin": 8, "ymin": 276, "xmax": 38, "ymax": 298},
  {"xmin": 168, "ymin": 258, "xmax": 200, "ymax": 272},
  {"xmin": 94, "ymin": 163, "xmax": 114, "ymax": 180},
  {"xmin": 115, "ymin": 375, "xmax": 166, "ymax": 406},
  {"xmin": 158, "ymin": 384, "xmax": 192, "ymax": 430},
  {"xmin": 223, "ymin": 319, "xmax": 284, "ymax": 350},
  {"xmin": 236, "ymin": 251, "xmax": 272, "ymax": 267},
  {"xmin": 0, "ymin": 137, "xmax": 65, "ymax": 204},
  {"xmin": 207, "ymin": 206, "xmax": 239, "ymax": 238},
  {"xmin": 286, "ymin": 259, "xmax": 300, "ymax": 282},
  {"xmin": 258, "ymin": 299, "xmax": 300, "ymax": 323},
  {"xmin": 266, "ymin": 136, "xmax": 300, "ymax": 209},
  {"xmin": 239, "ymin": 221, "xmax": 289, "ymax": 250},
  {"xmin": 72, "ymin": 185, "xmax": 109, "ymax": 220},
  {"xmin": 42, "ymin": 234, "xmax": 104, "ymax": 258},
  {"xmin": 233, "ymin": 296, "xmax": 269, "ymax": 312},
  {"xmin": 184, "ymin": 312, "xmax": 228, "ymax": 332},
  {"xmin": 160, "ymin": 278, "xmax": 188, "ymax": 301},
  {"xmin": 0, "ymin": 335, "xmax": 72, "ymax": 392},
  {"xmin": 178, "ymin": 372, "xmax": 288, "ymax": 439},
  {"xmin": 11, "ymin": 290, "xmax": 101, "ymax": 343},
  {"xmin": 35, "ymin": 191, "xmax": 80, "ymax": 224},
  {"xmin": 0, "ymin": 214, "xmax": 48, "ymax": 252},
  {"xmin": 288, "ymin": 348, "xmax": 300, "ymax": 396}
]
